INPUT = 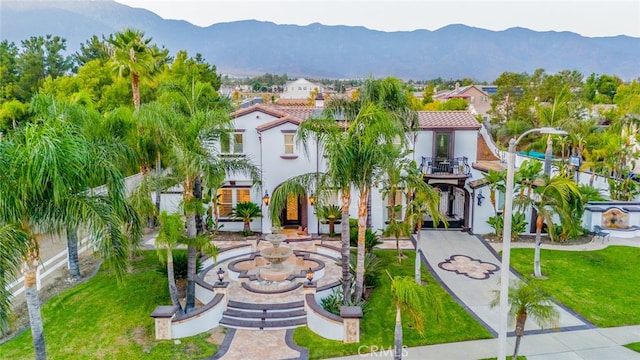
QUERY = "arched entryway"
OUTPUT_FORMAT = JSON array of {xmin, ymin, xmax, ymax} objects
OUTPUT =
[
  {"xmin": 272, "ymin": 185, "xmax": 310, "ymax": 231},
  {"xmin": 422, "ymin": 183, "xmax": 470, "ymax": 230}
]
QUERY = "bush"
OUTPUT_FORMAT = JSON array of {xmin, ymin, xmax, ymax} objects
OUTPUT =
[
  {"xmin": 320, "ymin": 286, "xmax": 368, "ymax": 315},
  {"xmin": 349, "ymin": 218, "xmax": 382, "ymax": 252},
  {"xmin": 350, "ymin": 252, "xmax": 384, "ymax": 289},
  {"xmin": 156, "ymin": 251, "xmax": 203, "ymax": 280}
]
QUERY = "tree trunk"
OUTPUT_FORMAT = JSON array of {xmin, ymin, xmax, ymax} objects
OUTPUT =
[
  {"xmin": 166, "ymin": 248, "xmax": 183, "ymax": 314},
  {"xmin": 513, "ymin": 313, "xmax": 527, "ymax": 359},
  {"xmin": 185, "ymin": 214, "xmax": 197, "ymax": 312},
  {"xmin": 328, "ymin": 217, "xmax": 335, "ymax": 235},
  {"xmin": 154, "ymin": 151, "xmax": 162, "ymax": 226},
  {"xmin": 394, "ymin": 305, "xmax": 403, "ymax": 360},
  {"xmin": 354, "ymin": 188, "xmax": 369, "ymax": 302},
  {"xmin": 533, "ymin": 214, "xmax": 544, "ymax": 278},
  {"xmin": 194, "ymin": 176, "xmax": 204, "ymax": 234},
  {"xmin": 131, "ymin": 72, "xmax": 140, "ymax": 110},
  {"xmin": 66, "ymin": 227, "xmax": 81, "ymax": 280},
  {"xmin": 415, "ymin": 248, "xmax": 422, "ymax": 284},
  {"xmin": 243, "ymin": 220, "xmax": 250, "ymax": 233},
  {"xmin": 24, "ymin": 265, "xmax": 47, "ymax": 360},
  {"xmin": 341, "ymin": 189, "xmax": 351, "ymax": 303}
]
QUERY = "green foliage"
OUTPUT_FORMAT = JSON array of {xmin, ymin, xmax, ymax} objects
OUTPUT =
[
  {"xmin": 231, "ymin": 201, "xmax": 262, "ymax": 234},
  {"xmin": 487, "ymin": 212, "xmax": 527, "ymax": 240},
  {"xmin": 389, "ymin": 275, "xmax": 440, "ymax": 336},
  {"xmin": 156, "ymin": 250, "xmax": 202, "ymax": 280},
  {"xmin": 349, "ymin": 252, "xmax": 384, "ymax": 289},
  {"xmin": 436, "ymin": 97, "xmax": 469, "ymax": 111},
  {"xmin": 320, "ymin": 287, "xmax": 368, "ymax": 316},
  {"xmin": 349, "ymin": 219, "xmax": 382, "ymax": 252}
]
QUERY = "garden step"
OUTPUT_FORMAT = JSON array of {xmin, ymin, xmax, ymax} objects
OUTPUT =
[
  {"xmin": 219, "ymin": 316, "xmax": 307, "ymax": 330},
  {"xmin": 227, "ymin": 300, "xmax": 305, "ymax": 312},
  {"xmin": 223, "ymin": 309, "xmax": 307, "ymax": 320}
]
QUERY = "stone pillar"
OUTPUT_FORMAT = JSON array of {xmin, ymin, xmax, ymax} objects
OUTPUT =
[
  {"xmin": 150, "ymin": 305, "xmax": 178, "ymax": 340},
  {"xmin": 213, "ymin": 281, "xmax": 229, "ymax": 308},
  {"xmin": 246, "ymin": 236, "xmax": 258, "ymax": 252},
  {"xmin": 340, "ymin": 306, "xmax": 363, "ymax": 343}
]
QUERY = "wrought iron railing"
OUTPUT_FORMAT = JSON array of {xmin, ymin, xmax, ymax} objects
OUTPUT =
[{"xmin": 419, "ymin": 156, "xmax": 471, "ymax": 176}]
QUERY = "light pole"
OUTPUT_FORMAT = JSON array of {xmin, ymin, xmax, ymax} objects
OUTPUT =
[{"xmin": 497, "ymin": 127, "xmax": 568, "ymax": 360}]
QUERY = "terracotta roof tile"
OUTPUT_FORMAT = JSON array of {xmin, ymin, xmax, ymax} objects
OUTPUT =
[
  {"xmin": 256, "ymin": 115, "xmax": 302, "ymax": 132},
  {"xmin": 231, "ymin": 104, "xmax": 288, "ymax": 119},
  {"xmin": 417, "ymin": 111, "xmax": 481, "ymax": 130}
]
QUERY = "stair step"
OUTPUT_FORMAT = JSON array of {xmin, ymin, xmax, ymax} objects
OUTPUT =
[
  {"xmin": 223, "ymin": 309, "xmax": 307, "ymax": 320},
  {"xmin": 227, "ymin": 300, "xmax": 305, "ymax": 311},
  {"xmin": 219, "ymin": 317, "xmax": 307, "ymax": 330}
]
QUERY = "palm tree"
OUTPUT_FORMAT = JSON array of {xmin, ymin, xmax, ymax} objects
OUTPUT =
[
  {"xmin": 387, "ymin": 273, "xmax": 440, "ymax": 360},
  {"xmin": 156, "ymin": 211, "xmax": 185, "ymax": 314},
  {"xmin": 317, "ymin": 204, "xmax": 341, "ymax": 236},
  {"xmin": 107, "ymin": 28, "xmax": 161, "ymax": 109},
  {"xmin": 490, "ymin": 281, "xmax": 559, "ymax": 359},
  {"xmin": 160, "ymin": 80, "xmax": 260, "ymax": 312},
  {"xmin": 483, "ymin": 168, "xmax": 506, "ymax": 217},
  {"xmin": 0, "ymin": 226, "xmax": 29, "ymax": 335},
  {"xmin": 231, "ymin": 201, "xmax": 262, "ymax": 233},
  {"xmin": 515, "ymin": 174, "xmax": 582, "ymax": 278},
  {"xmin": 0, "ymin": 95, "xmax": 140, "ymax": 359}
]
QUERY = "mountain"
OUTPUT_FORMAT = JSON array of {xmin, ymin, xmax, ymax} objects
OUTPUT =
[{"xmin": 2, "ymin": 0, "xmax": 639, "ymax": 81}]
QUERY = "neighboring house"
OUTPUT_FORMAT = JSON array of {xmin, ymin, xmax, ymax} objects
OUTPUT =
[
  {"xmin": 207, "ymin": 103, "xmax": 483, "ymax": 235},
  {"xmin": 280, "ymin": 78, "xmax": 323, "ymax": 100},
  {"xmin": 434, "ymin": 83, "xmax": 493, "ymax": 120}
]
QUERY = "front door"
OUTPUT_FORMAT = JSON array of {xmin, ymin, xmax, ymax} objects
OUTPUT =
[{"xmin": 281, "ymin": 194, "xmax": 302, "ymax": 227}]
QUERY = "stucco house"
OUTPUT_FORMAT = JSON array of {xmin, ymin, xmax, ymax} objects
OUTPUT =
[
  {"xmin": 280, "ymin": 78, "xmax": 323, "ymax": 100},
  {"xmin": 209, "ymin": 103, "xmax": 487, "ymax": 235},
  {"xmin": 434, "ymin": 83, "xmax": 493, "ymax": 120}
]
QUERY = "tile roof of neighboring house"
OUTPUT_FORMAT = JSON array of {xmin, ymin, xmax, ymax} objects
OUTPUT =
[
  {"xmin": 417, "ymin": 111, "xmax": 481, "ymax": 130},
  {"xmin": 275, "ymin": 98, "xmax": 310, "ymax": 106},
  {"xmin": 256, "ymin": 115, "xmax": 302, "ymax": 132},
  {"xmin": 231, "ymin": 104, "xmax": 288, "ymax": 119},
  {"xmin": 277, "ymin": 106, "xmax": 323, "ymax": 120},
  {"xmin": 434, "ymin": 85, "xmax": 490, "ymax": 100}
]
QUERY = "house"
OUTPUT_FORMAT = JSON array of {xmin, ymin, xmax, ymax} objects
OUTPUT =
[
  {"xmin": 210, "ymin": 103, "xmax": 484, "ymax": 235},
  {"xmin": 280, "ymin": 78, "xmax": 323, "ymax": 100},
  {"xmin": 434, "ymin": 83, "xmax": 493, "ymax": 120}
]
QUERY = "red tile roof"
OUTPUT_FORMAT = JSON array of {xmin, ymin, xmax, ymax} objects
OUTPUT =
[
  {"xmin": 417, "ymin": 111, "xmax": 481, "ymax": 130},
  {"xmin": 231, "ymin": 104, "xmax": 288, "ymax": 119},
  {"xmin": 256, "ymin": 115, "xmax": 302, "ymax": 132}
]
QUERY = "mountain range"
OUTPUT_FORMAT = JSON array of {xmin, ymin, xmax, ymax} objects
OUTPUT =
[{"xmin": 2, "ymin": 0, "xmax": 639, "ymax": 81}]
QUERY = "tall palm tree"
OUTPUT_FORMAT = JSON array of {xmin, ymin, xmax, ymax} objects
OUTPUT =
[
  {"xmin": 515, "ymin": 173, "xmax": 582, "ymax": 278},
  {"xmin": 160, "ymin": 80, "xmax": 260, "ymax": 312},
  {"xmin": 0, "ymin": 96, "xmax": 140, "ymax": 359},
  {"xmin": 490, "ymin": 281, "xmax": 559, "ymax": 359},
  {"xmin": 483, "ymin": 168, "xmax": 506, "ymax": 217},
  {"xmin": 0, "ymin": 226, "xmax": 29, "ymax": 335},
  {"xmin": 156, "ymin": 211, "xmax": 185, "ymax": 314},
  {"xmin": 107, "ymin": 28, "xmax": 161, "ymax": 109}
]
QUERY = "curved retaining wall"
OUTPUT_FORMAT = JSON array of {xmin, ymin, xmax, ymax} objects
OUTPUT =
[
  {"xmin": 171, "ymin": 293, "xmax": 225, "ymax": 339},
  {"xmin": 304, "ymin": 293, "xmax": 344, "ymax": 341}
]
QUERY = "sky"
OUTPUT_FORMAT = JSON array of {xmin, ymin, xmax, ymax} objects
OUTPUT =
[{"xmin": 114, "ymin": 0, "xmax": 640, "ymax": 38}]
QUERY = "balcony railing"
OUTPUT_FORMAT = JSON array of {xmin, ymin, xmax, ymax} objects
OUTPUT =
[{"xmin": 419, "ymin": 156, "xmax": 471, "ymax": 177}]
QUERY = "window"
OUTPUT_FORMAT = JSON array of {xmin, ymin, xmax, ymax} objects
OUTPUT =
[
  {"xmin": 217, "ymin": 188, "xmax": 251, "ymax": 218},
  {"xmin": 284, "ymin": 133, "xmax": 295, "ymax": 155},
  {"xmin": 470, "ymin": 96, "xmax": 475, "ymax": 103},
  {"xmin": 221, "ymin": 133, "xmax": 243, "ymax": 154},
  {"xmin": 481, "ymin": 96, "xmax": 488, "ymax": 103}
]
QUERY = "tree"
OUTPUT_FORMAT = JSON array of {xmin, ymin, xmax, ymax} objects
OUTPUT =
[
  {"xmin": 0, "ymin": 226, "xmax": 29, "ymax": 335},
  {"xmin": 514, "ymin": 173, "xmax": 582, "ymax": 278},
  {"xmin": 490, "ymin": 281, "xmax": 559, "ymax": 359},
  {"xmin": 231, "ymin": 201, "xmax": 262, "ymax": 233},
  {"xmin": 107, "ymin": 28, "xmax": 163, "ymax": 109},
  {"xmin": 156, "ymin": 211, "xmax": 185, "ymax": 314},
  {"xmin": 0, "ymin": 95, "xmax": 140, "ymax": 359},
  {"xmin": 387, "ymin": 273, "xmax": 440, "ymax": 360}
]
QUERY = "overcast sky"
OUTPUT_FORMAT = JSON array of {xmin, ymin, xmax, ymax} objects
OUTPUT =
[{"xmin": 114, "ymin": 0, "xmax": 640, "ymax": 38}]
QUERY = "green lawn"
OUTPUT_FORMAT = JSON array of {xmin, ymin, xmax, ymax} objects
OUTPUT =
[
  {"xmin": 509, "ymin": 246, "xmax": 640, "ymax": 327},
  {"xmin": 294, "ymin": 250, "xmax": 492, "ymax": 359},
  {"xmin": 0, "ymin": 251, "xmax": 217, "ymax": 359},
  {"xmin": 625, "ymin": 342, "xmax": 640, "ymax": 353}
]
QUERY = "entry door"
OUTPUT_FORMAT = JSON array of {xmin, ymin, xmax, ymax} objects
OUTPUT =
[{"xmin": 281, "ymin": 194, "xmax": 301, "ymax": 226}]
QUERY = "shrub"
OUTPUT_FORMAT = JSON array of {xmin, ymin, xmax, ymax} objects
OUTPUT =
[
  {"xmin": 156, "ymin": 251, "xmax": 203, "ymax": 280},
  {"xmin": 349, "ymin": 218, "xmax": 382, "ymax": 252},
  {"xmin": 320, "ymin": 286, "xmax": 368, "ymax": 315},
  {"xmin": 350, "ymin": 252, "xmax": 383, "ymax": 289}
]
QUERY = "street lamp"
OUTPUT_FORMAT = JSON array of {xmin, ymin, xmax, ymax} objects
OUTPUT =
[{"xmin": 497, "ymin": 127, "xmax": 567, "ymax": 360}]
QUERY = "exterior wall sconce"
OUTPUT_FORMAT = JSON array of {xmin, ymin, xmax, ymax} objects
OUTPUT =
[
  {"xmin": 306, "ymin": 267, "xmax": 314, "ymax": 283},
  {"xmin": 477, "ymin": 190, "xmax": 485, "ymax": 206},
  {"xmin": 262, "ymin": 190, "xmax": 270, "ymax": 206},
  {"xmin": 216, "ymin": 267, "xmax": 225, "ymax": 284},
  {"xmin": 309, "ymin": 193, "xmax": 315, "ymax": 206}
]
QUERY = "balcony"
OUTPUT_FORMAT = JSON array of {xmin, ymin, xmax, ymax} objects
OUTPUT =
[{"xmin": 419, "ymin": 156, "xmax": 471, "ymax": 179}]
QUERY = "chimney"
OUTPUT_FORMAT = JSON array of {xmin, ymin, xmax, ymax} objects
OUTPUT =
[
  {"xmin": 315, "ymin": 92, "xmax": 325, "ymax": 107},
  {"xmin": 455, "ymin": 82, "xmax": 460, "ymax": 91}
]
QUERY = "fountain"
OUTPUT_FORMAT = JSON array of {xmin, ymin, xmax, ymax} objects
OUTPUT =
[{"xmin": 259, "ymin": 233, "xmax": 294, "ymax": 282}]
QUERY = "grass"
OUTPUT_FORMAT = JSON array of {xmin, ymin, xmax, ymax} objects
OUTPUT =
[
  {"xmin": 509, "ymin": 246, "xmax": 640, "ymax": 327},
  {"xmin": 626, "ymin": 342, "xmax": 640, "ymax": 353},
  {"xmin": 0, "ymin": 251, "xmax": 218, "ymax": 359},
  {"xmin": 294, "ymin": 249, "xmax": 492, "ymax": 359}
]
